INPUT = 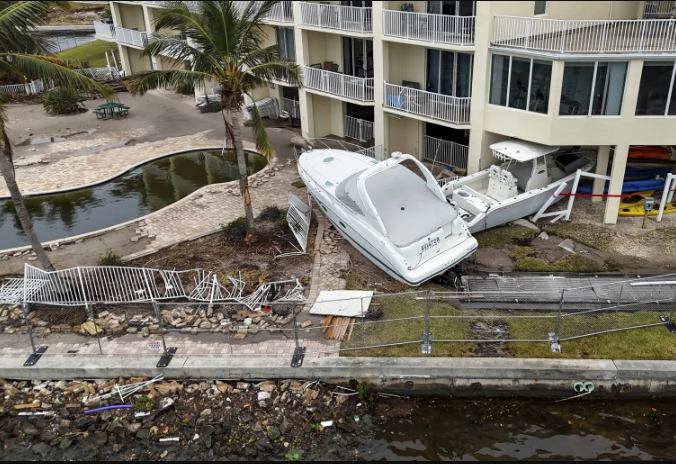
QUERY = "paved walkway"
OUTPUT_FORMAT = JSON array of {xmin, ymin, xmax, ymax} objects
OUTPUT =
[{"xmin": 0, "ymin": 336, "xmax": 340, "ymax": 358}]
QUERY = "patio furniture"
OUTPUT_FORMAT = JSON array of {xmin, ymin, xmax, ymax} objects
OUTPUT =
[{"xmin": 95, "ymin": 102, "xmax": 130, "ymax": 120}]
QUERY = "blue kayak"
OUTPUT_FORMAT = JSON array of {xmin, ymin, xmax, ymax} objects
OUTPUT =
[{"xmin": 577, "ymin": 178, "xmax": 666, "ymax": 195}]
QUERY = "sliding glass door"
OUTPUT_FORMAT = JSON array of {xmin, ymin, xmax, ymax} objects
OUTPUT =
[
  {"xmin": 426, "ymin": 49, "xmax": 473, "ymax": 97},
  {"xmin": 427, "ymin": 1, "xmax": 475, "ymax": 15},
  {"xmin": 343, "ymin": 37, "xmax": 373, "ymax": 78}
]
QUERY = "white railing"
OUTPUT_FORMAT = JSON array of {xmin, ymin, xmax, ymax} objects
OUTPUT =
[
  {"xmin": 382, "ymin": 10, "xmax": 475, "ymax": 46},
  {"xmin": 300, "ymin": 2, "xmax": 373, "ymax": 33},
  {"xmin": 384, "ymin": 83, "xmax": 471, "ymax": 125},
  {"xmin": 282, "ymin": 97, "xmax": 300, "ymax": 118},
  {"xmin": 75, "ymin": 67, "xmax": 121, "ymax": 81},
  {"xmin": 344, "ymin": 115, "xmax": 374, "ymax": 143},
  {"xmin": 264, "ymin": 1, "xmax": 294, "ymax": 23},
  {"xmin": 94, "ymin": 21, "xmax": 116, "ymax": 40},
  {"xmin": 304, "ymin": 66, "xmax": 374, "ymax": 101},
  {"xmin": 493, "ymin": 16, "xmax": 676, "ymax": 54},
  {"xmin": 0, "ymin": 83, "xmax": 26, "ymax": 94},
  {"xmin": 423, "ymin": 136, "xmax": 468, "ymax": 170},
  {"xmin": 115, "ymin": 27, "xmax": 150, "ymax": 48},
  {"xmin": 643, "ymin": 1, "xmax": 676, "ymax": 19},
  {"xmin": 357, "ymin": 144, "xmax": 384, "ymax": 161}
]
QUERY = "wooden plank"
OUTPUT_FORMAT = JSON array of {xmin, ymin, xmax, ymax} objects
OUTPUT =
[
  {"xmin": 321, "ymin": 316, "xmax": 332, "ymax": 335},
  {"xmin": 346, "ymin": 318, "xmax": 355, "ymax": 342},
  {"xmin": 325, "ymin": 317, "xmax": 336, "ymax": 339},
  {"xmin": 14, "ymin": 403, "xmax": 41, "ymax": 410},
  {"xmin": 335, "ymin": 318, "xmax": 348, "ymax": 341}
]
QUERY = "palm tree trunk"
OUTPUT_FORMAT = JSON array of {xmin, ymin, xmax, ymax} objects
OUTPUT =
[
  {"xmin": 0, "ymin": 138, "xmax": 55, "ymax": 272},
  {"xmin": 228, "ymin": 110, "xmax": 256, "ymax": 242}
]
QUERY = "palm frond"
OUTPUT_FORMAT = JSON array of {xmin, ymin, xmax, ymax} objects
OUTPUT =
[
  {"xmin": 5, "ymin": 54, "xmax": 115, "ymax": 99},
  {"xmin": 0, "ymin": 1, "xmax": 54, "ymax": 53},
  {"xmin": 245, "ymin": 57, "xmax": 303, "ymax": 89},
  {"xmin": 249, "ymin": 101, "xmax": 273, "ymax": 159},
  {"xmin": 128, "ymin": 69, "xmax": 210, "ymax": 95}
]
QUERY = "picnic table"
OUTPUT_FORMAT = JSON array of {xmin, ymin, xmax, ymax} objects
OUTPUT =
[{"xmin": 93, "ymin": 102, "xmax": 130, "ymax": 120}]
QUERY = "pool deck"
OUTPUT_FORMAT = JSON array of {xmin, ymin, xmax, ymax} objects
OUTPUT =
[{"xmin": 0, "ymin": 91, "xmax": 305, "ymax": 271}]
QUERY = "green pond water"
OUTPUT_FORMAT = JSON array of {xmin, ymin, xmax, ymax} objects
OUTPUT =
[{"xmin": 0, "ymin": 149, "xmax": 267, "ymax": 250}]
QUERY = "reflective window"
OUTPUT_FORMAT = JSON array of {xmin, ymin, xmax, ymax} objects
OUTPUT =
[
  {"xmin": 636, "ymin": 61, "xmax": 676, "ymax": 116},
  {"xmin": 534, "ymin": 1, "xmax": 547, "ymax": 15},
  {"xmin": 489, "ymin": 54, "xmax": 552, "ymax": 114},
  {"xmin": 275, "ymin": 27, "xmax": 295, "ymax": 62},
  {"xmin": 560, "ymin": 62, "xmax": 627, "ymax": 116}
]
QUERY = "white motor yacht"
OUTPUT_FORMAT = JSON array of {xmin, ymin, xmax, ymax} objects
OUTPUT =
[
  {"xmin": 297, "ymin": 149, "xmax": 478, "ymax": 286},
  {"xmin": 441, "ymin": 140, "xmax": 595, "ymax": 233}
]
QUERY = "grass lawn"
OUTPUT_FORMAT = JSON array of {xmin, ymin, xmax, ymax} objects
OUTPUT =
[
  {"xmin": 56, "ymin": 40, "xmax": 117, "ymax": 68},
  {"xmin": 339, "ymin": 296, "xmax": 676, "ymax": 360}
]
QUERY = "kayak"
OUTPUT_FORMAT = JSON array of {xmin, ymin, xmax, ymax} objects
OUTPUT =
[
  {"xmin": 619, "ymin": 200, "xmax": 676, "ymax": 217},
  {"xmin": 627, "ymin": 152, "xmax": 672, "ymax": 160},
  {"xmin": 620, "ymin": 190, "xmax": 654, "ymax": 205},
  {"xmin": 577, "ymin": 178, "xmax": 665, "ymax": 195}
]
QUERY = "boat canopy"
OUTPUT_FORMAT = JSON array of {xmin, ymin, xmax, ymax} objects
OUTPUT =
[{"xmin": 490, "ymin": 140, "xmax": 560, "ymax": 163}]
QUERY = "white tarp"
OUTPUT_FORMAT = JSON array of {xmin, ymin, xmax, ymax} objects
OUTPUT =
[{"xmin": 309, "ymin": 290, "xmax": 374, "ymax": 318}]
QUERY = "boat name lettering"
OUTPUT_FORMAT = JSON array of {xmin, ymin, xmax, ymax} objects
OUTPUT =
[{"xmin": 421, "ymin": 236, "xmax": 441, "ymax": 252}]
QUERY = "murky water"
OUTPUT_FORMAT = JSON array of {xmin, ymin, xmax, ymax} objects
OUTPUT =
[
  {"xmin": 360, "ymin": 399, "xmax": 676, "ymax": 461},
  {"xmin": 0, "ymin": 149, "xmax": 267, "ymax": 249}
]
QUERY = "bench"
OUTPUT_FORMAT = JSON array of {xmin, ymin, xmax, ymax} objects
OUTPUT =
[{"xmin": 93, "ymin": 109, "xmax": 105, "ymax": 119}]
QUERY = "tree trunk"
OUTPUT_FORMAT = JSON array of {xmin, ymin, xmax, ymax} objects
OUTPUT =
[
  {"xmin": 0, "ymin": 138, "xmax": 55, "ymax": 272},
  {"xmin": 228, "ymin": 110, "xmax": 256, "ymax": 243}
]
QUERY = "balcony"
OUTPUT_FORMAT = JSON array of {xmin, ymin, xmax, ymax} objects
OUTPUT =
[
  {"xmin": 384, "ymin": 83, "xmax": 470, "ymax": 125},
  {"xmin": 423, "ymin": 136, "xmax": 468, "ymax": 170},
  {"xmin": 493, "ymin": 16, "xmax": 676, "ymax": 55},
  {"xmin": 643, "ymin": 1, "xmax": 675, "ymax": 19},
  {"xmin": 300, "ymin": 2, "xmax": 373, "ymax": 34},
  {"xmin": 304, "ymin": 66, "xmax": 374, "ymax": 102},
  {"xmin": 262, "ymin": 1, "xmax": 293, "ymax": 23},
  {"xmin": 115, "ymin": 27, "xmax": 150, "ymax": 48},
  {"xmin": 382, "ymin": 10, "xmax": 475, "ymax": 47},
  {"xmin": 344, "ymin": 115, "xmax": 374, "ymax": 143},
  {"xmin": 94, "ymin": 21, "xmax": 116, "ymax": 41}
]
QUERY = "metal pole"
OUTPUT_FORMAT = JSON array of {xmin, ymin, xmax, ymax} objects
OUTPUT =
[
  {"xmin": 555, "ymin": 288, "xmax": 565, "ymax": 340},
  {"xmin": 153, "ymin": 302, "xmax": 169, "ymax": 357},
  {"xmin": 615, "ymin": 283, "xmax": 624, "ymax": 330},
  {"xmin": 78, "ymin": 267, "xmax": 103, "ymax": 355},
  {"xmin": 291, "ymin": 303, "xmax": 299, "ymax": 351},
  {"xmin": 22, "ymin": 303, "xmax": 37, "ymax": 355},
  {"xmin": 671, "ymin": 287, "xmax": 676, "ymax": 324}
]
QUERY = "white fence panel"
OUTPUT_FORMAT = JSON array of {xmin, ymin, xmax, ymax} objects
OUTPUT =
[
  {"xmin": 282, "ymin": 97, "xmax": 300, "ymax": 118},
  {"xmin": 0, "ymin": 84, "xmax": 26, "ymax": 94},
  {"xmin": 344, "ymin": 115, "xmax": 374, "ymax": 143},
  {"xmin": 115, "ymin": 27, "xmax": 149, "ymax": 48},
  {"xmin": 304, "ymin": 66, "xmax": 374, "ymax": 101},
  {"xmin": 300, "ymin": 2, "xmax": 373, "ymax": 33},
  {"xmin": 94, "ymin": 21, "xmax": 116, "ymax": 40}
]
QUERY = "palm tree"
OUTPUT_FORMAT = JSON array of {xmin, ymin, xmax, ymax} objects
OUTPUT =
[
  {"xmin": 0, "ymin": 1, "xmax": 115, "ymax": 271},
  {"xmin": 129, "ymin": 1, "xmax": 302, "ymax": 243}
]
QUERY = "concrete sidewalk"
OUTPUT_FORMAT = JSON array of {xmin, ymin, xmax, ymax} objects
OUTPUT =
[{"xmin": 2, "ymin": 356, "xmax": 675, "ymax": 397}]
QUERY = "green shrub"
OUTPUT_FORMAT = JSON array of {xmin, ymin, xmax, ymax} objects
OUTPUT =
[
  {"xmin": 43, "ymin": 88, "xmax": 86, "ymax": 115},
  {"xmin": 258, "ymin": 205, "xmax": 284, "ymax": 222},
  {"xmin": 221, "ymin": 217, "xmax": 248, "ymax": 242},
  {"xmin": 98, "ymin": 248, "xmax": 123, "ymax": 266}
]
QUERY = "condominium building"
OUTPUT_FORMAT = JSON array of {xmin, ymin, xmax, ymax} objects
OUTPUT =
[{"xmin": 99, "ymin": 1, "xmax": 676, "ymax": 224}]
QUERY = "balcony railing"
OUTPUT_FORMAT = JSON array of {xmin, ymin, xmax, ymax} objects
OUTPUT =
[
  {"xmin": 282, "ymin": 97, "xmax": 300, "ymax": 118},
  {"xmin": 264, "ymin": 1, "xmax": 294, "ymax": 23},
  {"xmin": 382, "ymin": 10, "xmax": 475, "ymax": 46},
  {"xmin": 643, "ymin": 1, "xmax": 675, "ymax": 19},
  {"xmin": 344, "ymin": 115, "xmax": 374, "ymax": 143},
  {"xmin": 423, "ymin": 136, "xmax": 468, "ymax": 170},
  {"xmin": 94, "ymin": 21, "xmax": 116, "ymax": 41},
  {"xmin": 493, "ymin": 16, "xmax": 676, "ymax": 54},
  {"xmin": 300, "ymin": 2, "xmax": 373, "ymax": 33},
  {"xmin": 115, "ymin": 27, "xmax": 149, "ymax": 48},
  {"xmin": 304, "ymin": 66, "xmax": 374, "ymax": 101},
  {"xmin": 384, "ymin": 83, "xmax": 470, "ymax": 125}
]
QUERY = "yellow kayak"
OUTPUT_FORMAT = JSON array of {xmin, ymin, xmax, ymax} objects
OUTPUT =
[
  {"xmin": 620, "ymin": 190, "xmax": 654, "ymax": 205},
  {"xmin": 619, "ymin": 199, "xmax": 676, "ymax": 217}
]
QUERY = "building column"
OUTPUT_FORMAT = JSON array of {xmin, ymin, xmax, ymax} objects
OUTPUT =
[
  {"xmin": 371, "ymin": 2, "xmax": 387, "ymax": 154},
  {"xmin": 603, "ymin": 144, "xmax": 629, "ymax": 224},
  {"xmin": 592, "ymin": 146, "xmax": 610, "ymax": 202}
]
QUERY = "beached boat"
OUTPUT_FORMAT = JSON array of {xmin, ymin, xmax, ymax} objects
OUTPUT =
[
  {"xmin": 297, "ymin": 149, "xmax": 478, "ymax": 286},
  {"xmin": 440, "ymin": 140, "xmax": 595, "ymax": 233}
]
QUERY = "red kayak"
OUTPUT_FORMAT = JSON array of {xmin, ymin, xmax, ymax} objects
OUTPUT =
[{"xmin": 628, "ymin": 146, "xmax": 671, "ymax": 160}]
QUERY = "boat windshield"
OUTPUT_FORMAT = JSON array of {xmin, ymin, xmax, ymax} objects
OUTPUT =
[{"xmin": 336, "ymin": 169, "xmax": 367, "ymax": 215}]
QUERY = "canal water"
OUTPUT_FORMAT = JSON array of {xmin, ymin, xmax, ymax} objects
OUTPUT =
[
  {"xmin": 0, "ymin": 149, "xmax": 267, "ymax": 250},
  {"xmin": 359, "ymin": 398, "xmax": 676, "ymax": 461}
]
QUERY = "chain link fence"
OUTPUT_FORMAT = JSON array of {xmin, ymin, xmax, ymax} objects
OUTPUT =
[{"xmin": 1, "ymin": 274, "xmax": 676, "ymax": 363}]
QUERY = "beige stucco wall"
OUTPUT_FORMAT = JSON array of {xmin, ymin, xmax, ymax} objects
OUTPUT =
[
  {"xmin": 306, "ymin": 31, "xmax": 343, "ymax": 68},
  {"xmin": 387, "ymin": 42, "xmax": 426, "ymax": 87},
  {"xmin": 388, "ymin": 116, "xmax": 422, "ymax": 159},
  {"xmin": 125, "ymin": 47, "xmax": 152, "ymax": 74},
  {"xmin": 488, "ymin": 1, "xmax": 640, "ymax": 20},
  {"xmin": 118, "ymin": 3, "xmax": 146, "ymax": 31}
]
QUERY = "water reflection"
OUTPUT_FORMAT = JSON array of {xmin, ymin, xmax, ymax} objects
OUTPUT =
[
  {"xmin": 360, "ymin": 399, "xmax": 676, "ymax": 461},
  {"xmin": 0, "ymin": 149, "xmax": 267, "ymax": 249}
]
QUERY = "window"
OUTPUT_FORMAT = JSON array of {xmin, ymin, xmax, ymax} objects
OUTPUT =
[
  {"xmin": 489, "ymin": 54, "xmax": 552, "ymax": 114},
  {"xmin": 343, "ymin": 37, "xmax": 374, "ymax": 78},
  {"xmin": 534, "ymin": 1, "xmax": 547, "ymax": 15},
  {"xmin": 636, "ymin": 61, "xmax": 676, "ymax": 116},
  {"xmin": 560, "ymin": 62, "xmax": 627, "ymax": 116},
  {"xmin": 275, "ymin": 27, "xmax": 295, "ymax": 62},
  {"xmin": 426, "ymin": 49, "xmax": 473, "ymax": 97}
]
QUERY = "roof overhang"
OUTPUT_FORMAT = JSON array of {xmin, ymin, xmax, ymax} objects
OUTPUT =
[{"xmin": 489, "ymin": 139, "xmax": 560, "ymax": 163}]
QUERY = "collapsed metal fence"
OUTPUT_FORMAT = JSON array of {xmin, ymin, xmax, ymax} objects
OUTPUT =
[{"xmin": 1, "ymin": 272, "xmax": 676, "ymax": 366}]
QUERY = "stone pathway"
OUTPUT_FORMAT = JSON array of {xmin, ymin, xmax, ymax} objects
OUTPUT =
[
  {"xmin": 0, "ymin": 336, "xmax": 339, "ymax": 358},
  {"xmin": 307, "ymin": 212, "xmax": 349, "ymax": 302}
]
